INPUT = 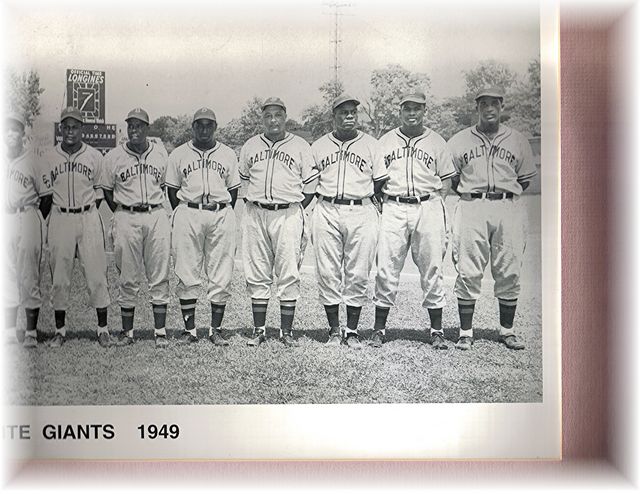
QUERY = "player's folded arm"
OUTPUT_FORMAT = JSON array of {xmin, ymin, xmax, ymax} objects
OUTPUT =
[
  {"xmin": 373, "ymin": 174, "xmax": 389, "ymax": 195},
  {"xmin": 165, "ymin": 185, "xmax": 180, "ymax": 210},
  {"xmin": 38, "ymin": 194, "xmax": 53, "ymax": 219}
]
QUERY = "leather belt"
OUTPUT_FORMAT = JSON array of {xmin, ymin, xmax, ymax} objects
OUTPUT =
[
  {"xmin": 385, "ymin": 194, "xmax": 431, "ymax": 204},
  {"xmin": 321, "ymin": 195, "xmax": 366, "ymax": 206},
  {"xmin": 121, "ymin": 204, "xmax": 163, "ymax": 212},
  {"xmin": 59, "ymin": 204, "xmax": 92, "ymax": 213},
  {"xmin": 466, "ymin": 192, "xmax": 514, "ymax": 200},
  {"xmin": 187, "ymin": 202, "xmax": 227, "ymax": 212},
  {"xmin": 252, "ymin": 202, "xmax": 291, "ymax": 211}
]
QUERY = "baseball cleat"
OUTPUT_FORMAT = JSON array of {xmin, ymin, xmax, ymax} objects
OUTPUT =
[
  {"xmin": 97, "ymin": 332, "xmax": 114, "ymax": 348},
  {"xmin": 501, "ymin": 335, "xmax": 525, "ymax": 350},
  {"xmin": 344, "ymin": 333, "xmax": 363, "ymax": 350},
  {"xmin": 155, "ymin": 335, "xmax": 169, "ymax": 348},
  {"xmin": 431, "ymin": 333, "xmax": 448, "ymax": 350},
  {"xmin": 115, "ymin": 333, "xmax": 134, "ymax": 346},
  {"xmin": 177, "ymin": 332, "xmax": 198, "ymax": 345},
  {"xmin": 48, "ymin": 333, "xmax": 64, "ymax": 348},
  {"xmin": 325, "ymin": 328, "xmax": 342, "ymax": 347},
  {"xmin": 246, "ymin": 331, "xmax": 266, "ymax": 347},
  {"xmin": 23, "ymin": 334, "xmax": 38, "ymax": 348},
  {"xmin": 370, "ymin": 330, "xmax": 384, "ymax": 348},
  {"xmin": 455, "ymin": 336, "xmax": 473, "ymax": 351},
  {"xmin": 280, "ymin": 332, "xmax": 297, "ymax": 347},
  {"xmin": 209, "ymin": 330, "xmax": 229, "ymax": 347}
]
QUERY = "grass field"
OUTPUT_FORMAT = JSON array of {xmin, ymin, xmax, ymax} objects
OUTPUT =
[{"xmin": 5, "ymin": 196, "xmax": 542, "ymax": 406}]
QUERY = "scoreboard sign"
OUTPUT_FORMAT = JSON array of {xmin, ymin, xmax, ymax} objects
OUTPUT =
[
  {"xmin": 66, "ymin": 69, "xmax": 106, "ymax": 124},
  {"xmin": 54, "ymin": 123, "xmax": 117, "ymax": 155}
]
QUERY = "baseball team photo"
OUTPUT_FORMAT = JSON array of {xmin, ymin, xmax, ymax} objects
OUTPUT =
[{"xmin": 3, "ymin": 1, "xmax": 547, "ymax": 409}]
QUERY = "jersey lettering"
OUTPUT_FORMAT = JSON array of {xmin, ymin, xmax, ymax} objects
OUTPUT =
[
  {"xmin": 249, "ymin": 149, "xmax": 296, "ymax": 171},
  {"xmin": 119, "ymin": 163, "xmax": 163, "ymax": 184},
  {"xmin": 384, "ymin": 147, "xmax": 435, "ymax": 169},
  {"xmin": 7, "ymin": 168, "xmax": 31, "ymax": 189},
  {"xmin": 318, "ymin": 149, "xmax": 367, "ymax": 173},
  {"xmin": 42, "ymin": 161, "xmax": 93, "ymax": 189},
  {"xmin": 182, "ymin": 158, "xmax": 226, "ymax": 180}
]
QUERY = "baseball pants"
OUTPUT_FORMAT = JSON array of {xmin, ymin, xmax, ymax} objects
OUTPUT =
[
  {"xmin": 4, "ymin": 207, "xmax": 44, "ymax": 309},
  {"xmin": 112, "ymin": 207, "xmax": 171, "ymax": 307},
  {"xmin": 311, "ymin": 200, "xmax": 379, "ymax": 307},
  {"xmin": 452, "ymin": 196, "xmax": 527, "ymax": 301},
  {"xmin": 172, "ymin": 204, "xmax": 236, "ymax": 303},
  {"xmin": 241, "ymin": 202, "xmax": 307, "ymax": 301},
  {"xmin": 374, "ymin": 197, "xmax": 448, "ymax": 309},
  {"xmin": 48, "ymin": 205, "xmax": 110, "ymax": 310}
]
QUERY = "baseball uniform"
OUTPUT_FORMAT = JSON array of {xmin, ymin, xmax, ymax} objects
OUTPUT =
[
  {"xmin": 166, "ymin": 140, "xmax": 240, "ymax": 309},
  {"xmin": 5, "ymin": 146, "xmax": 46, "ymax": 344},
  {"xmin": 448, "ymin": 116, "xmax": 536, "ymax": 345},
  {"xmin": 102, "ymin": 136, "xmax": 171, "ymax": 341},
  {"xmin": 374, "ymin": 126, "xmax": 457, "ymax": 312},
  {"xmin": 311, "ymin": 129, "xmax": 388, "ymax": 313}
]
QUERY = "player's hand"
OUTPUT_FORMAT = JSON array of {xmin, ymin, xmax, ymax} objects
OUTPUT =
[{"xmin": 371, "ymin": 194, "xmax": 383, "ymax": 214}]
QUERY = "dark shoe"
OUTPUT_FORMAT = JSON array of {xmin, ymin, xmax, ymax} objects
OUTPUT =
[
  {"xmin": 209, "ymin": 330, "xmax": 229, "ymax": 347},
  {"xmin": 325, "ymin": 327, "xmax": 342, "ymax": 347},
  {"xmin": 431, "ymin": 333, "xmax": 448, "ymax": 350},
  {"xmin": 246, "ymin": 329, "xmax": 266, "ymax": 347},
  {"xmin": 23, "ymin": 334, "xmax": 38, "ymax": 348},
  {"xmin": 344, "ymin": 333, "xmax": 363, "ymax": 350},
  {"xmin": 97, "ymin": 332, "xmax": 113, "ymax": 348},
  {"xmin": 48, "ymin": 333, "xmax": 64, "ymax": 348},
  {"xmin": 502, "ymin": 334, "xmax": 525, "ymax": 350},
  {"xmin": 115, "ymin": 332, "xmax": 134, "ymax": 347},
  {"xmin": 455, "ymin": 336, "xmax": 473, "ymax": 351},
  {"xmin": 370, "ymin": 330, "xmax": 384, "ymax": 348},
  {"xmin": 178, "ymin": 332, "xmax": 198, "ymax": 345},
  {"xmin": 280, "ymin": 332, "xmax": 297, "ymax": 347},
  {"xmin": 155, "ymin": 335, "xmax": 169, "ymax": 348}
]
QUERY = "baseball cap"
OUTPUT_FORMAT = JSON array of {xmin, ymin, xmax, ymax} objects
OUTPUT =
[
  {"xmin": 261, "ymin": 97, "xmax": 286, "ymax": 112},
  {"xmin": 400, "ymin": 91, "xmax": 427, "ymax": 106},
  {"xmin": 475, "ymin": 86, "xmax": 505, "ymax": 101},
  {"xmin": 60, "ymin": 106, "xmax": 83, "ymax": 124},
  {"xmin": 192, "ymin": 107, "xmax": 217, "ymax": 123},
  {"xmin": 6, "ymin": 112, "xmax": 26, "ymax": 129},
  {"xmin": 125, "ymin": 108, "xmax": 150, "ymax": 125},
  {"xmin": 332, "ymin": 94, "xmax": 360, "ymax": 110}
]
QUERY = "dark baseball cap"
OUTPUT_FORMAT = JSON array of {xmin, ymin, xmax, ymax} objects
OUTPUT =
[
  {"xmin": 6, "ymin": 112, "xmax": 26, "ymax": 129},
  {"xmin": 60, "ymin": 106, "xmax": 83, "ymax": 124},
  {"xmin": 400, "ymin": 91, "xmax": 427, "ymax": 106},
  {"xmin": 475, "ymin": 86, "xmax": 505, "ymax": 101},
  {"xmin": 261, "ymin": 97, "xmax": 286, "ymax": 112},
  {"xmin": 125, "ymin": 107, "xmax": 150, "ymax": 125},
  {"xmin": 332, "ymin": 94, "xmax": 360, "ymax": 110},
  {"xmin": 192, "ymin": 107, "xmax": 217, "ymax": 123}
]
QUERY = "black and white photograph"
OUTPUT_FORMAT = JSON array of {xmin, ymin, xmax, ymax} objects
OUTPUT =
[{"xmin": 2, "ymin": 0, "xmax": 560, "ymax": 461}]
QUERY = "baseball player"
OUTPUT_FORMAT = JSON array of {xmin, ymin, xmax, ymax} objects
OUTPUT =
[
  {"xmin": 39, "ymin": 107, "xmax": 112, "ymax": 348},
  {"xmin": 447, "ymin": 87, "xmax": 537, "ymax": 351},
  {"xmin": 3, "ymin": 112, "xmax": 49, "ymax": 348},
  {"xmin": 310, "ymin": 94, "xmax": 388, "ymax": 349},
  {"xmin": 372, "ymin": 91, "xmax": 457, "ymax": 349},
  {"xmin": 166, "ymin": 107, "xmax": 240, "ymax": 345},
  {"xmin": 102, "ymin": 108, "xmax": 171, "ymax": 348},
  {"xmin": 239, "ymin": 97, "xmax": 319, "ymax": 347}
]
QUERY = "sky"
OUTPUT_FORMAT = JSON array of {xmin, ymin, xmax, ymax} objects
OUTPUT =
[{"xmin": 3, "ymin": 0, "xmax": 540, "ymax": 140}]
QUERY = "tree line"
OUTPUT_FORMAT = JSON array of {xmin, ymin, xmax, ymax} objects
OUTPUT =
[{"xmin": 6, "ymin": 58, "xmax": 540, "ymax": 154}]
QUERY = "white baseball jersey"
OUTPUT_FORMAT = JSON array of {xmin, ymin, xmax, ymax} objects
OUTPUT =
[
  {"xmin": 39, "ymin": 143, "xmax": 106, "ymax": 207},
  {"xmin": 447, "ymin": 125, "xmax": 536, "ymax": 195},
  {"xmin": 311, "ymin": 131, "xmax": 388, "ymax": 200},
  {"xmin": 239, "ymin": 132, "xmax": 319, "ymax": 204},
  {"xmin": 378, "ymin": 127, "xmax": 457, "ymax": 196},
  {"xmin": 102, "ymin": 141, "xmax": 168, "ymax": 205},
  {"xmin": 166, "ymin": 140, "xmax": 241, "ymax": 203},
  {"xmin": 6, "ymin": 149, "xmax": 45, "ymax": 210}
]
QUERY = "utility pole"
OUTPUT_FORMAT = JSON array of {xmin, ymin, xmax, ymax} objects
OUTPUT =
[{"xmin": 324, "ymin": 2, "xmax": 351, "ymax": 97}]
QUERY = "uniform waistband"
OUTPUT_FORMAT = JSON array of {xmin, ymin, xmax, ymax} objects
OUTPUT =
[
  {"xmin": 58, "ymin": 204, "xmax": 93, "ymax": 214},
  {"xmin": 7, "ymin": 204, "xmax": 36, "ymax": 214},
  {"xmin": 462, "ymin": 192, "xmax": 515, "ymax": 200},
  {"xmin": 120, "ymin": 203, "xmax": 163, "ymax": 213},
  {"xmin": 186, "ymin": 201, "xmax": 227, "ymax": 212},
  {"xmin": 252, "ymin": 202, "xmax": 291, "ymax": 211},
  {"xmin": 385, "ymin": 194, "xmax": 431, "ymax": 204},
  {"xmin": 320, "ymin": 195, "xmax": 371, "ymax": 206}
]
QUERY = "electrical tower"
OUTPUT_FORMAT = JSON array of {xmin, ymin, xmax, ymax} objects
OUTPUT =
[{"xmin": 324, "ymin": 2, "xmax": 351, "ymax": 96}]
